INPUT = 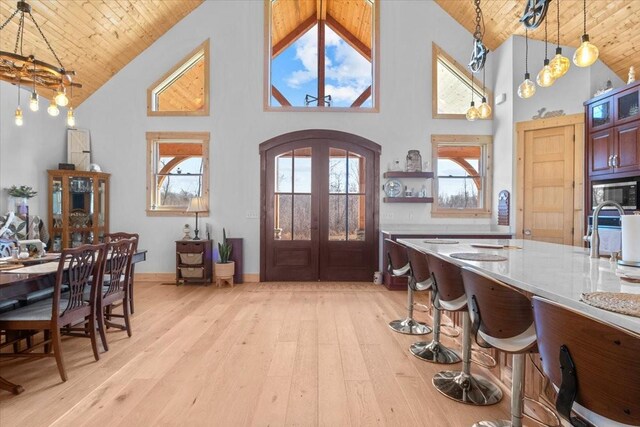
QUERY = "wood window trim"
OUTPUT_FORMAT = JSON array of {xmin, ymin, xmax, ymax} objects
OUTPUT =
[
  {"xmin": 431, "ymin": 134, "xmax": 493, "ymax": 218},
  {"xmin": 263, "ymin": 0, "xmax": 380, "ymax": 113},
  {"xmin": 432, "ymin": 43, "xmax": 493, "ymax": 120},
  {"xmin": 146, "ymin": 131, "xmax": 210, "ymax": 217},
  {"xmin": 147, "ymin": 39, "xmax": 210, "ymax": 117}
]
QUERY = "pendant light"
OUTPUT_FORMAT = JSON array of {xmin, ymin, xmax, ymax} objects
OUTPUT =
[
  {"xmin": 15, "ymin": 82, "xmax": 24, "ymax": 126},
  {"xmin": 47, "ymin": 91, "xmax": 60, "ymax": 117},
  {"xmin": 478, "ymin": 67, "xmax": 491, "ymax": 119},
  {"xmin": 29, "ymin": 61, "xmax": 39, "ymax": 111},
  {"xmin": 573, "ymin": 0, "xmax": 599, "ymax": 67},
  {"xmin": 536, "ymin": 19, "xmax": 556, "ymax": 87},
  {"xmin": 549, "ymin": 0, "xmax": 570, "ymax": 78},
  {"xmin": 66, "ymin": 85, "xmax": 76, "ymax": 127},
  {"xmin": 518, "ymin": 30, "xmax": 536, "ymax": 99},
  {"xmin": 466, "ymin": 76, "xmax": 479, "ymax": 121},
  {"xmin": 55, "ymin": 85, "xmax": 69, "ymax": 107}
]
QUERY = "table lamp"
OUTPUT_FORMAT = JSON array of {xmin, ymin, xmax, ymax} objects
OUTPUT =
[{"xmin": 187, "ymin": 197, "xmax": 208, "ymax": 240}]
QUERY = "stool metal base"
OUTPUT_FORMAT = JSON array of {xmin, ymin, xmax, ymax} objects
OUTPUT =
[
  {"xmin": 410, "ymin": 340, "xmax": 461, "ymax": 364},
  {"xmin": 388, "ymin": 318, "xmax": 432, "ymax": 335},
  {"xmin": 433, "ymin": 370, "xmax": 503, "ymax": 406}
]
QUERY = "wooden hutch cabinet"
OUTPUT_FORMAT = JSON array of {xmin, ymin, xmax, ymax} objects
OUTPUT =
[{"xmin": 47, "ymin": 170, "xmax": 110, "ymax": 251}]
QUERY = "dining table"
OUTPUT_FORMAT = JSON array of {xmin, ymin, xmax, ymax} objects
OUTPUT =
[{"xmin": 0, "ymin": 249, "xmax": 147, "ymax": 395}]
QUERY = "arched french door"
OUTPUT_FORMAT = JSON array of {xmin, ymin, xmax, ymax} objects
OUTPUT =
[{"xmin": 260, "ymin": 130, "xmax": 380, "ymax": 281}]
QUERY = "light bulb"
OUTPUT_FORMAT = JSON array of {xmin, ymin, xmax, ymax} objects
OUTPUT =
[
  {"xmin": 55, "ymin": 86, "xmax": 69, "ymax": 107},
  {"xmin": 466, "ymin": 101, "xmax": 479, "ymax": 121},
  {"xmin": 549, "ymin": 47, "xmax": 570, "ymax": 78},
  {"xmin": 15, "ymin": 107, "xmax": 23, "ymax": 126},
  {"xmin": 48, "ymin": 98, "xmax": 60, "ymax": 116},
  {"xmin": 518, "ymin": 73, "xmax": 536, "ymax": 99},
  {"xmin": 573, "ymin": 34, "xmax": 599, "ymax": 67},
  {"xmin": 67, "ymin": 107, "xmax": 76, "ymax": 127},
  {"xmin": 29, "ymin": 91, "xmax": 39, "ymax": 111},
  {"xmin": 478, "ymin": 97, "xmax": 492, "ymax": 119},
  {"xmin": 536, "ymin": 59, "xmax": 556, "ymax": 87}
]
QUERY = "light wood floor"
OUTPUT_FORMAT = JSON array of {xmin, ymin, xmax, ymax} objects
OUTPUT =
[{"xmin": 0, "ymin": 281, "xmax": 514, "ymax": 426}]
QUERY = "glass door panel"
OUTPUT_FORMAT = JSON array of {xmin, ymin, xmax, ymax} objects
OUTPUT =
[
  {"xmin": 69, "ymin": 176, "xmax": 93, "ymax": 230},
  {"xmin": 273, "ymin": 149, "xmax": 312, "ymax": 241},
  {"xmin": 328, "ymin": 149, "xmax": 366, "ymax": 241},
  {"xmin": 97, "ymin": 179, "xmax": 106, "ymax": 227}
]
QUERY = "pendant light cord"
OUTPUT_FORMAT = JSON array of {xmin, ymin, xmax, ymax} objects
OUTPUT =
[
  {"xmin": 525, "ymin": 29, "xmax": 529, "ymax": 73},
  {"xmin": 544, "ymin": 18, "xmax": 548, "ymax": 59},
  {"xmin": 583, "ymin": 0, "xmax": 587, "ymax": 35},
  {"xmin": 557, "ymin": 0, "xmax": 561, "ymax": 48},
  {"xmin": 471, "ymin": 73, "xmax": 475, "ymax": 103}
]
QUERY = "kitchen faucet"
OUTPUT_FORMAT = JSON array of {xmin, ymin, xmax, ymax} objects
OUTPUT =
[{"xmin": 586, "ymin": 201, "xmax": 625, "ymax": 258}]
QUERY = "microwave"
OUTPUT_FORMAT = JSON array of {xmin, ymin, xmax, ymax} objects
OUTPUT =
[{"xmin": 592, "ymin": 180, "xmax": 638, "ymax": 210}]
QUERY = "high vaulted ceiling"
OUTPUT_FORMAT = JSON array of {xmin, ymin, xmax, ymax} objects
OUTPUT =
[
  {"xmin": 0, "ymin": 0, "xmax": 203, "ymax": 105},
  {"xmin": 435, "ymin": 0, "xmax": 640, "ymax": 81}
]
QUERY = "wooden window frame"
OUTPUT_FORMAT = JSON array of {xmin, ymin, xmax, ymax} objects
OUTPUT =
[
  {"xmin": 432, "ymin": 43, "xmax": 492, "ymax": 120},
  {"xmin": 147, "ymin": 39, "xmax": 210, "ymax": 117},
  {"xmin": 146, "ymin": 131, "xmax": 210, "ymax": 217},
  {"xmin": 263, "ymin": 0, "xmax": 380, "ymax": 112},
  {"xmin": 431, "ymin": 134, "xmax": 492, "ymax": 218}
]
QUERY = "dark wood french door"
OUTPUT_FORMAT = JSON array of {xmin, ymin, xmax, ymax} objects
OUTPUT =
[{"xmin": 260, "ymin": 130, "xmax": 380, "ymax": 281}]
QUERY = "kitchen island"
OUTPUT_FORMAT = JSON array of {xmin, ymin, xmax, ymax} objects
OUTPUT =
[{"xmin": 397, "ymin": 238, "xmax": 640, "ymax": 334}]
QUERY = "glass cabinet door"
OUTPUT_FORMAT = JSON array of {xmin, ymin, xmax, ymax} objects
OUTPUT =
[
  {"xmin": 51, "ymin": 177, "xmax": 63, "ymax": 252},
  {"xmin": 68, "ymin": 175, "xmax": 93, "ymax": 246},
  {"xmin": 588, "ymin": 98, "xmax": 613, "ymax": 131},
  {"xmin": 615, "ymin": 88, "xmax": 640, "ymax": 124}
]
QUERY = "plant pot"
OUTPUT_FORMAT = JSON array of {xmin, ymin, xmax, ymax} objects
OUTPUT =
[{"xmin": 215, "ymin": 261, "xmax": 235, "ymax": 278}]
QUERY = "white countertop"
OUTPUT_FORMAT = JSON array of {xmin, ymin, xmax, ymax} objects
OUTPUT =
[
  {"xmin": 398, "ymin": 238, "xmax": 640, "ymax": 334},
  {"xmin": 381, "ymin": 224, "xmax": 512, "ymax": 235}
]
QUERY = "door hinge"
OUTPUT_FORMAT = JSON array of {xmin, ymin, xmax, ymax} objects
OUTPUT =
[
  {"xmin": 572, "ymin": 181, "xmax": 575, "ymax": 189},
  {"xmin": 571, "ymin": 227, "xmax": 575, "ymax": 235},
  {"xmin": 573, "ymin": 133, "xmax": 576, "ymax": 142}
]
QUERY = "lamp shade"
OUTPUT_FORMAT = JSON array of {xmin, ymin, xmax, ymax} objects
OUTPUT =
[{"xmin": 187, "ymin": 196, "xmax": 208, "ymax": 213}]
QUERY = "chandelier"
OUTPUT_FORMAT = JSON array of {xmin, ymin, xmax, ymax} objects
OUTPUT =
[{"xmin": 0, "ymin": 0, "xmax": 81, "ymax": 126}]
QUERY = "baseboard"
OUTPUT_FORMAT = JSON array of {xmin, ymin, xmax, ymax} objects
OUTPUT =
[{"xmin": 135, "ymin": 272, "xmax": 260, "ymax": 283}]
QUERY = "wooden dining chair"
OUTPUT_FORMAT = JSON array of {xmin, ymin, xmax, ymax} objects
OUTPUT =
[
  {"xmin": 532, "ymin": 296, "xmax": 640, "ymax": 426},
  {"xmin": 0, "ymin": 244, "xmax": 106, "ymax": 382},
  {"xmin": 94, "ymin": 238, "xmax": 135, "ymax": 352},
  {"xmin": 104, "ymin": 232, "xmax": 139, "ymax": 314}
]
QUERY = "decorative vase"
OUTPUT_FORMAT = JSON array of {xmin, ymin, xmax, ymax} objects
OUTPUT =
[
  {"xmin": 18, "ymin": 198, "xmax": 29, "ymax": 216},
  {"xmin": 406, "ymin": 150, "xmax": 422, "ymax": 172}
]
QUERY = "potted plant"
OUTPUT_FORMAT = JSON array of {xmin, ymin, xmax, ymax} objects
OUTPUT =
[
  {"xmin": 7, "ymin": 185, "xmax": 37, "ymax": 216},
  {"xmin": 215, "ymin": 228, "xmax": 234, "ymax": 278}
]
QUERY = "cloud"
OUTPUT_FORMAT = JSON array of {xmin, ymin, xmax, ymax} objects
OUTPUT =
[{"xmin": 284, "ymin": 25, "xmax": 372, "ymax": 105}]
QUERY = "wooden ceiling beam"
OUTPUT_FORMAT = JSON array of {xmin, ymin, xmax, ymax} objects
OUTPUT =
[
  {"xmin": 317, "ymin": 0, "xmax": 327, "ymax": 20},
  {"xmin": 325, "ymin": 14, "xmax": 371, "ymax": 62},
  {"xmin": 351, "ymin": 85, "xmax": 372, "ymax": 107},
  {"xmin": 271, "ymin": 85, "xmax": 292, "ymax": 107},
  {"xmin": 158, "ymin": 143, "xmax": 203, "ymax": 156},
  {"xmin": 272, "ymin": 14, "xmax": 317, "ymax": 58}
]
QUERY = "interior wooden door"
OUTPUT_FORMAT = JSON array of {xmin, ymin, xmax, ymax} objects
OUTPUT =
[
  {"xmin": 261, "ymin": 130, "xmax": 380, "ymax": 282},
  {"xmin": 523, "ymin": 126, "xmax": 575, "ymax": 244}
]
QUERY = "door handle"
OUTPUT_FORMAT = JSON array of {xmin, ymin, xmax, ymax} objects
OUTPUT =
[
  {"xmin": 613, "ymin": 154, "xmax": 619, "ymax": 168},
  {"xmin": 607, "ymin": 155, "xmax": 614, "ymax": 168},
  {"xmin": 523, "ymin": 229, "xmax": 532, "ymax": 236}
]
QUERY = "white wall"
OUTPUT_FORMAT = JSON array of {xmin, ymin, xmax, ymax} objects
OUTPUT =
[
  {"xmin": 75, "ymin": 0, "xmax": 496, "ymax": 274},
  {"xmin": 0, "ymin": 81, "xmax": 68, "ymax": 216}
]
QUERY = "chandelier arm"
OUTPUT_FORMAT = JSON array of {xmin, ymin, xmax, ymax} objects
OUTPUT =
[
  {"xmin": 0, "ymin": 9, "xmax": 20, "ymax": 30},
  {"xmin": 28, "ymin": 11, "xmax": 65, "ymax": 70},
  {"xmin": 14, "ymin": 12, "xmax": 24, "ymax": 55}
]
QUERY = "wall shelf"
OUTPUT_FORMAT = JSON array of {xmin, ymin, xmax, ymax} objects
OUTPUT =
[
  {"xmin": 383, "ymin": 197, "xmax": 434, "ymax": 203},
  {"xmin": 383, "ymin": 171, "xmax": 434, "ymax": 179}
]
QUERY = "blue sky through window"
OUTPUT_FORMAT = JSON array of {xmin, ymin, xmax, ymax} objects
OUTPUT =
[{"xmin": 271, "ymin": 24, "xmax": 372, "ymax": 108}]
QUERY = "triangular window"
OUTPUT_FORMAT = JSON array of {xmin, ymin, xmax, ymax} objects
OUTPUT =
[
  {"xmin": 147, "ymin": 39, "xmax": 209, "ymax": 116},
  {"xmin": 433, "ymin": 43, "xmax": 491, "ymax": 119}
]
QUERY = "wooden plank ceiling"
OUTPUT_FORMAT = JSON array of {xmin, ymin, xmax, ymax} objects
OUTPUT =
[
  {"xmin": 0, "ymin": 0, "xmax": 203, "ymax": 105},
  {"xmin": 271, "ymin": 0, "xmax": 372, "ymax": 56},
  {"xmin": 435, "ymin": 0, "xmax": 640, "ymax": 81}
]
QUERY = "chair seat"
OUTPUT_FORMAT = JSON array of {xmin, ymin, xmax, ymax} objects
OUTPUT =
[
  {"xmin": 438, "ymin": 293, "xmax": 467, "ymax": 311},
  {"xmin": 478, "ymin": 323, "xmax": 537, "ymax": 353},
  {"xmin": 0, "ymin": 297, "xmax": 86, "ymax": 322},
  {"xmin": 20, "ymin": 284, "xmax": 70, "ymax": 303}
]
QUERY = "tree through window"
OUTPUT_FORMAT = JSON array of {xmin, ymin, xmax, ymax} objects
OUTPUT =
[{"xmin": 267, "ymin": 0, "xmax": 378, "ymax": 109}]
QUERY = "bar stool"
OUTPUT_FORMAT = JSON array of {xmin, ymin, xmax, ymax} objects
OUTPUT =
[
  {"xmin": 408, "ymin": 248, "xmax": 460, "ymax": 364},
  {"xmin": 428, "ymin": 254, "xmax": 502, "ymax": 406},
  {"xmin": 461, "ymin": 267, "xmax": 559, "ymax": 427},
  {"xmin": 532, "ymin": 296, "xmax": 640, "ymax": 427},
  {"xmin": 386, "ymin": 239, "xmax": 430, "ymax": 335}
]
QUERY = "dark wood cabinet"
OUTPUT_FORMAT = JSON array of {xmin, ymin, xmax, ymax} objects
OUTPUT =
[
  {"xmin": 175, "ymin": 240, "xmax": 212, "ymax": 285},
  {"xmin": 588, "ymin": 128, "xmax": 616, "ymax": 177},
  {"xmin": 587, "ymin": 96, "xmax": 613, "ymax": 132},
  {"xmin": 615, "ymin": 122, "xmax": 640, "ymax": 173}
]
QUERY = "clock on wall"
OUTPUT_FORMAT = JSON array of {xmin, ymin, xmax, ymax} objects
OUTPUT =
[{"xmin": 383, "ymin": 179, "xmax": 402, "ymax": 198}]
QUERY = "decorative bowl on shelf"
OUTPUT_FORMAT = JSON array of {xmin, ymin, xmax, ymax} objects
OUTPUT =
[{"xmin": 69, "ymin": 210, "xmax": 90, "ymax": 228}]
